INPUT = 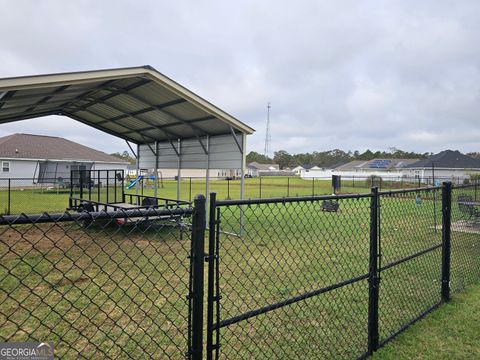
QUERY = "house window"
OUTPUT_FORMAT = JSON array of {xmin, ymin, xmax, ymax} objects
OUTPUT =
[{"xmin": 2, "ymin": 161, "xmax": 9, "ymax": 173}]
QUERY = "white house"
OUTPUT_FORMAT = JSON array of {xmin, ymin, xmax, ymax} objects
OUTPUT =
[
  {"xmin": 300, "ymin": 158, "xmax": 419, "ymax": 180},
  {"xmin": 300, "ymin": 152, "xmax": 480, "ymax": 184},
  {"xmin": 247, "ymin": 162, "xmax": 280, "ymax": 177},
  {"xmin": 0, "ymin": 133, "xmax": 130, "ymax": 187},
  {"xmin": 292, "ymin": 165, "xmax": 304, "ymax": 175},
  {"xmin": 403, "ymin": 150, "xmax": 480, "ymax": 183},
  {"xmin": 300, "ymin": 164, "xmax": 322, "ymax": 173}
]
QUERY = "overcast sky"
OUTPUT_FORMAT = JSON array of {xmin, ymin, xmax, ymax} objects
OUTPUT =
[{"xmin": 0, "ymin": 0, "xmax": 479, "ymax": 156}]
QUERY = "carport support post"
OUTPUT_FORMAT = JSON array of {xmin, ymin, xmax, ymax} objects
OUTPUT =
[
  {"xmin": 441, "ymin": 182, "xmax": 452, "ymax": 302},
  {"xmin": 368, "ymin": 186, "xmax": 380, "ymax": 355},
  {"xmin": 190, "ymin": 194, "xmax": 206, "ymax": 360},
  {"xmin": 177, "ymin": 139, "xmax": 181, "ymax": 201},
  {"xmin": 154, "ymin": 141, "xmax": 158, "ymax": 198},
  {"xmin": 205, "ymin": 136, "xmax": 210, "ymax": 211},
  {"xmin": 135, "ymin": 144, "xmax": 140, "ymax": 202}
]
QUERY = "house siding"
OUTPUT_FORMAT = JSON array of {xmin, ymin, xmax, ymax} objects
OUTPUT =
[
  {"xmin": 0, "ymin": 158, "xmax": 129, "ymax": 187},
  {"xmin": 0, "ymin": 159, "xmax": 38, "ymax": 186}
]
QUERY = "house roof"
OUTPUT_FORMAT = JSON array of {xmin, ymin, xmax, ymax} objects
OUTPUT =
[
  {"xmin": 408, "ymin": 150, "xmax": 480, "ymax": 169},
  {"xmin": 247, "ymin": 162, "xmax": 280, "ymax": 171},
  {"xmin": 335, "ymin": 158, "xmax": 419, "ymax": 171},
  {"xmin": 0, "ymin": 66, "xmax": 254, "ymax": 144},
  {"xmin": 302, "ymin": 164, "xmax": 319, "ymax": 170},
  {"xmin": 0, "ymin": 133, "xmax": 129, "ymax": 163}
]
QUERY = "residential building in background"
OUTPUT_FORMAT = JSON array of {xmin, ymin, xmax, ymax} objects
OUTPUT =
[
  {"xmin": 247, "ymin": 162, "xmax": 280, "ymax": 177},
  {"xmin": 0, "ymin": 133, "xmax": 130, "ymax": 186},
  {"xmin": 403, "ymin": 150, "xmax": 480, "ymax": 182},
  {"xmin": 300, "ymin": 150, "xmax": 480, "ymax": 184}
]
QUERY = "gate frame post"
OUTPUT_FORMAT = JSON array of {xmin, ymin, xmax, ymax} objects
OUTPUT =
[
  {"xmin": 206, "ymin": 192, "xmax": 219, "ymax": 360},
  {"xmin": 441, "ymin": 182, "xmax": 452, "ymax": 302},
  {"xmin": 190, "ymin": 194, "xmax": 206, "ymax": 360},
  {"xmin": 368, "ymin": 186, "xmax": 380, "ymax": 355}
]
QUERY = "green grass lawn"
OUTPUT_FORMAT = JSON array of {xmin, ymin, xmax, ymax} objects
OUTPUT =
[
  {"xmin": 373, "ymin": 283, "xmax": 480, "ymax": 359},
  {"xmin": 0, "ymin": 185, "xmax": 478, "ymax": 358},
  {"xmin": 1, "ymin": 176, "xmax": 422, "ymax": 216}
]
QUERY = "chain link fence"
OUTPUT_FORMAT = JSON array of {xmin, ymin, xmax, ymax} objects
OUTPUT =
[
  {"xmin": 377, "ymin": 187, "xmax": 443, "ymax": 346},
  {"xmin": 206, "ymin": 183, "xmax": 480, "ymax": 359},
  {"xmin": 208, "ymin": 193, "xmax": 372, "ymax": 359},
  {"xmin": 0, "ymin": 206, "xmax": 198, "ymax": 359},
  {"xmin": 2, "ymin": 176, "xmax": 477, "ymax": 215},
  {"xmin": 0, "ymin": 182, "xmax": 479, "ymax": 359},
  {"xmin": 0, "ymin": 178, "xmax": 72, "ymax": 215},
  {"xmin": 450, "ymin": 183, "xmax": 480, "ymax": 293}
]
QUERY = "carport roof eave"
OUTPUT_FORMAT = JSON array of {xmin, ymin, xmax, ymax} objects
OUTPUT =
[
  {"xmin": 0, "ymin": 109, "xmax": 241, "ymax": 146},
  {"xmin": 144, "ymin": 66, "xmax": 254, "ymax": 135},
  {"xmin": 0, "ymin": 65, "xmax": 255, "ymax": 142}
]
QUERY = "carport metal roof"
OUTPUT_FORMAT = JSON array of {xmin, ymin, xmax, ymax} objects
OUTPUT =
[{"xmin": 0, "ymin": 65, "xmax": 254, "ymax": 144}]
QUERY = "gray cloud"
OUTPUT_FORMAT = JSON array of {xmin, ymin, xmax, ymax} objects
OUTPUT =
[{"xmin": 0, "ymin": 0, "xmax": 479, "ymax": 155}]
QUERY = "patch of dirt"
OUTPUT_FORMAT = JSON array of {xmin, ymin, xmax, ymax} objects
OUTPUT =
[{"xmin": 53, "ymin": 276, "xmax": 90, "ymax": 287}]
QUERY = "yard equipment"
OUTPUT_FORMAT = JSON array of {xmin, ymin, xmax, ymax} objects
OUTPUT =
[
  {"xmin": 68, "ymin": 169, "xmax": 191, "ymax": 225},
  {"xmin": 321, "ymin": 199, "xmax": 340, "ymax": 212},
  {"xmin": 457, "ymin": 194, "xmax": 480, "ymax": 225}
]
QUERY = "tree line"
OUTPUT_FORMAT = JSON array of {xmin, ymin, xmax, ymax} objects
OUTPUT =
[
  {"xmin": 247, "ymin": 148, "xmax": 431, "ymax": 170},
  {"xmin": 111, "ymin": 148, "xmax": 479, "ymax": 170},
  {"xmin": 109, "ymin": 151, "xmax": 136, "ymax": 164}
]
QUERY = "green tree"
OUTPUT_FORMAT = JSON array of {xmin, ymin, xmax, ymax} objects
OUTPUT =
[
  {"xmin": 246, "ymin": 151, "xmax": 272, "ymax": 164},
  {"xmin": 110, "ymin": 151, "xmax": 136, "ymax": 164},
  {"xmin": 273, "ymin": 150, "xmax": 293, "ymax": 169}
]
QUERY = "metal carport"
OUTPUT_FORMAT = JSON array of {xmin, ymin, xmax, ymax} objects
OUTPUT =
[{"xmin": 0, "ymin": 65, "xmax": 254, "ymax": 204}]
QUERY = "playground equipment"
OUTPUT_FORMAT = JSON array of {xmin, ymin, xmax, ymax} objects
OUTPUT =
[{"xmin": 126, "ymin": 176, "xmax": 144, "ymax": 190}]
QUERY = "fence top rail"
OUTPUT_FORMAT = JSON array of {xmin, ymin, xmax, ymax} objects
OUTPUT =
[
  {"xmin": 215, "ymin": 192, "xmax": 373, "ymax": 206},
  {"xmin": 378, "ymin": 185, "xmax": 442, "ymax": 196},
  {"xmin": 125, "ymin": 193, "xmax": 192, "ymax": 205},
  {"xmin": 0, "ymin": 206, "xmax": 194, "ymax": 225},
  {"xmin": 452, "ymin": 182, "xmax": 479, "ymax": 190}
]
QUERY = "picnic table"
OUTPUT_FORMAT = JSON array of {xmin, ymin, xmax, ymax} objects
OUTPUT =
[
  {"xmin": 458, "ymin": 201, "xmax": 480, "ymax": 207},
  {"xmin": 457, "ymin": 199, "xmax": 480, "ymax": 224}
]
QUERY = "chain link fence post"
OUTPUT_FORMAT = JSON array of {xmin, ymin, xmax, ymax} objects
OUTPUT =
[
  {"xmin": 7, "ymin": 178, "xmax": 11, "ymax": 215},
  {"xmin": 190, "ymin": 194, "xmax": 206, "ymax": 360},
  {"xmin": 441, "ymin": 182, "xmax": 452, "ymax": 302},
  {"xmin": 189, "ymin": 177, "xmax": 192, "ymax": 202},
  {"xmin": 368, "ymin": 186, "xmax": 380, "ymax": 355},
  {"xmin": 475, "ymin": 179, "xmax": 477, "ymax": 201},
  {"xmin": 259, "ymin": 176, "xmax": 262, "ymax": 198}
]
